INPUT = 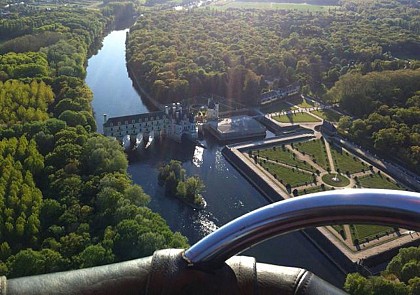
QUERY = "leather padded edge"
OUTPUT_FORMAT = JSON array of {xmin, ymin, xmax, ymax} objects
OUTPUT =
[{"xmin": 295, "ymin": 271, "xmax": 348, "ymax": 295}]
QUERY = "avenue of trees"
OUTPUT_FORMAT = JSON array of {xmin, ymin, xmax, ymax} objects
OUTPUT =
[
  {"xmin": 345, "ymin": 246, "xmax": 420, "ymax": 295},
  {"xmin": 0, "ymin": 5, "xmax": 188, "ymax": 278},
  {"xmin": 126, "ymin": 0, "xmax": 420, "ymax": 105}
]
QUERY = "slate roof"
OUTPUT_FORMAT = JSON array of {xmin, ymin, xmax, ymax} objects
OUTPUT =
[{"xmin": 103, "ymin": 111, "xmax": 166, "ymax": 127}]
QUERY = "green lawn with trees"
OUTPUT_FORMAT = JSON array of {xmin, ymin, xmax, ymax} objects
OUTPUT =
[
  {"xmin": 352, "ymin": 224, "xmax": 393, "ymax": 242},
  {"xmin": 358, "ymin": 173, "xmax": 402, "ymax": 190},
  {"xmin": 256, "ymin": 146, "xmax": 315, "ymax": 172},
  {"xmin": 329, "ymin": 146, "xmax": 366, "ymax": 174},
  {"xmin": 310, "ymin": 109, "xmax": 341, "ymax": 122},
  {"xmin": 295, "ymin": 140, "xmax": 330, "ymax": 170},
  {"xmin": 272, "ymin": 112, "xmax": 321, "ymax": 123},
  {"xmin": 259, "ymin": 161, "xmax": 314, "ymax": 188}
]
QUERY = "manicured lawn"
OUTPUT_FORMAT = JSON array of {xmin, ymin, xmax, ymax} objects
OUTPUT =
[
  {"xmin": 209, "ymin": 1, "xmax": 338, "ymax": 11},
  {"xmin": 352, "ymin": 224, "xmax": 393, "ymax": 242},
  {"xmin": 257, "ymin": 147, "xmax": 314, "ymax": 172},
  {"xmin": 261, "ymin": 101, "xmax": 293, "ymax": 113},
  {"xmin": 299, "ymin": 186, "xmax": 324, "ymax": 195},
  {"xmin": 358, "ymin": 173, "xmax": 402, "ymax": 190},
  {"xmin": 287, "ymin": 96, "xmax": 316, "ymax": 108},
  {"xmin": 295, "ymin": 139, "xmax": 329, "ymax": 170},
  {"xmin": 272, "ymin": 112, "xmax": 321, "ymax": 123},
  {"xmin": 329, "ymin": 146, "xmax": 366, "ymax": 174},
  {"xmin": 311, "ymin": 109, "xmax": 342, "ymax": 122},
  {"xmin": 260, "ymin": 161, "xmax": 314, "ymax": 188},
  {"xmin": 322, "ymin": 173, "xmax": 350, "ymax": 187}
]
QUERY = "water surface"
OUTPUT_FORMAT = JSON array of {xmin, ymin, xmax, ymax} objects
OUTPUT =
[{"xmin": 86, "ymin": 29, "xmax": 346, "ymax": 287}]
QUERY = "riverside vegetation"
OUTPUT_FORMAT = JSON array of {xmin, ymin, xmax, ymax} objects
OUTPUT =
[
  {"xmin": 0, "ymin": 0, "xmax": 419, "ymax": 291},
  {"xmin": 0, "ymin": 5, "xmax": 188, "ymax": 278},
  {"xmin": 126, "ymin": 0, "xmax": 420, "ymax": 173},
  {"xmin": 158, "ymin": 160, "xmax": 206, "ymax": 208}
]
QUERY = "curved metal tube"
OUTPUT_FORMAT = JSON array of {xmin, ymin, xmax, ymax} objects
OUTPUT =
[{"xmin": 184, "ymin": 189, "xmax": 420, "ymax": 268}]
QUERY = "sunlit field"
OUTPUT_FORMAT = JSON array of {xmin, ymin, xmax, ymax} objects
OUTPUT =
[{"xmin": 209, "ymin": 1, "xmax": 340, "ymax": 11}]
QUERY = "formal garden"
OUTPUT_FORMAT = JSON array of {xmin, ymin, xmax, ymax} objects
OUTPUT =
[{"xmin": 247, "ymin": 138, "xmax": 405, "ymax": 250}]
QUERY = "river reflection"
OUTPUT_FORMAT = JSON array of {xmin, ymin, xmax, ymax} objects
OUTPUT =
[
  {"xmin": 127, "ymin": 137, "xmax": 345, "ymax": 287},
  {"xmin": 87, "ymin": 29, "xmax": 346, "ymax": 288},
  {"xmin": 192, "ymin": 146, "xmax": 204, "ymax": 167}
]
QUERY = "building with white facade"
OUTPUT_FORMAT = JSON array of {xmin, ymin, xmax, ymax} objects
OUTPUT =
[
  {"xmin": 260, "ymin": 82, "xmax": 300, "ymax": 105},
  {"xmin": 103, "ymin": 103, "xmax": 197, "ymax": 143}
]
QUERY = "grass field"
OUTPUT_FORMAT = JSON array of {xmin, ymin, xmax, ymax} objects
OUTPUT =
[
  {"xmin": 329, "ymin": 146, "xmax": 366, "ymax": 174},
  {"xmin": 260, "ymin": 161, "xmax": 314, "ymax": 187},
  {"xmin": 287, "ymin": 96, "xmax": 316, "ymax": 108},
  {"xmin": 209, "ymin": 1, "xmax": 339, "ymax": 11},
  {"xmin": 295, "ymin": 140, "xmax": 329, "ymax": 170},
  {"xmin": 352, "ymin": 224, "xmax": 393, "ymax": 242},
  {"xmin": 299, "ymin": 186, "xmax": 324, "ymax": 195},
  {"xmin": 311, "ymin": 109, "xmax": 342, "ymax": 122},
  {"xmin": 257, "ymin": 147, "xmax": 315, "ymax": 171},
  {"xmin": 261, "ymin": 101, "xmax": 293, "ymax": 113},
  {"xmin": 358, "ymin": 173, "xmax": 402, "ymax": 190},
  {"xmin": 272, "ymin": 112, "xmax": 321, "ymax": 123}
]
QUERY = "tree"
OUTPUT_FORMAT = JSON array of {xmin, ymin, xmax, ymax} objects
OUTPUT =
[
  {"xmin": 6, "ymin": 249, "xmax": 45, "ymax": 278},
  {"xmin": 80, "ymin": 136, "xmax": 128, "ymax": 176},
  {"xmin": 124, "ymin": 185, "xmax": 150, "ymax": 207},
  {"xmin": 344, "ymin": 273, "xmax": 370, "ymax": 295},
  {"xmin": 77, "ymin": 244, "xmax": 114, "ymax": 268}
]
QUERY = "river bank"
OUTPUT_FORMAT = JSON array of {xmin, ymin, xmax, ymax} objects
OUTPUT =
[{"xmin": 86, "ymin": 29, "xmax": 347, "ymax": 288}]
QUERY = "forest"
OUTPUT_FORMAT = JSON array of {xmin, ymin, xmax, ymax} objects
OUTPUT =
[
  {"xmin": 345, "ymin": 246, "xmax": 420, "ymax": 295},
  {"xmin": 126, "ymin": 0, "xmax": 420, "ymax": 104},
  {"xmin": 0, "ymin": 0, "xmax": 419, "ymax": 289},
  {"xmin": 331, "ymin": 69, "xmax": 420, "ymax": 173},
  {"xmin": 126, "ymin": 0, "xmax": 420, "ymax": 172},
  {"xmin": 0, "ymin": 5, "xmax": 188, "ymax": 278}
]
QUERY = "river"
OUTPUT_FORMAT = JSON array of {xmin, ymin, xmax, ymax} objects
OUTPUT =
[{"xmin": 86, "ymin": 29, "xmax": 346, "ymax": 287}]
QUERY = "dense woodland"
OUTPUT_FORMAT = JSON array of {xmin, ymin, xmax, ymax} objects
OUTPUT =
[
  {"xmin": 0, "ymin": 0, "xmax": 419, "ymax": 289},
  {"xmin": 126, "ymin": 0, "xmax": 420, "ymax": 172},
  {"xmin": 0, "ymin": 5, "xmax": 188, "ymax": 278},
  {"xmin": 127, "ymin": 0, "xmax": 420, "ymax": 104},
  {"xmin": 345, "ymin": 246, "xmax": 420, "ymax": 295},
  {"xmin": 331, "ymin": 69, "xmax": 420, "ymax": 173}
]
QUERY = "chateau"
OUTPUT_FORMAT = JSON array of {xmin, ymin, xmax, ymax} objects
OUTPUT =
[{"xmin": 103, "ymin": 103, "xmax": 197, "ymax": 142}]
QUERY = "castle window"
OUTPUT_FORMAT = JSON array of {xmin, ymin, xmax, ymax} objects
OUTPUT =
[{"xmin": 132, "ymin": 120, "xmax": 135, "ymax": 124}]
